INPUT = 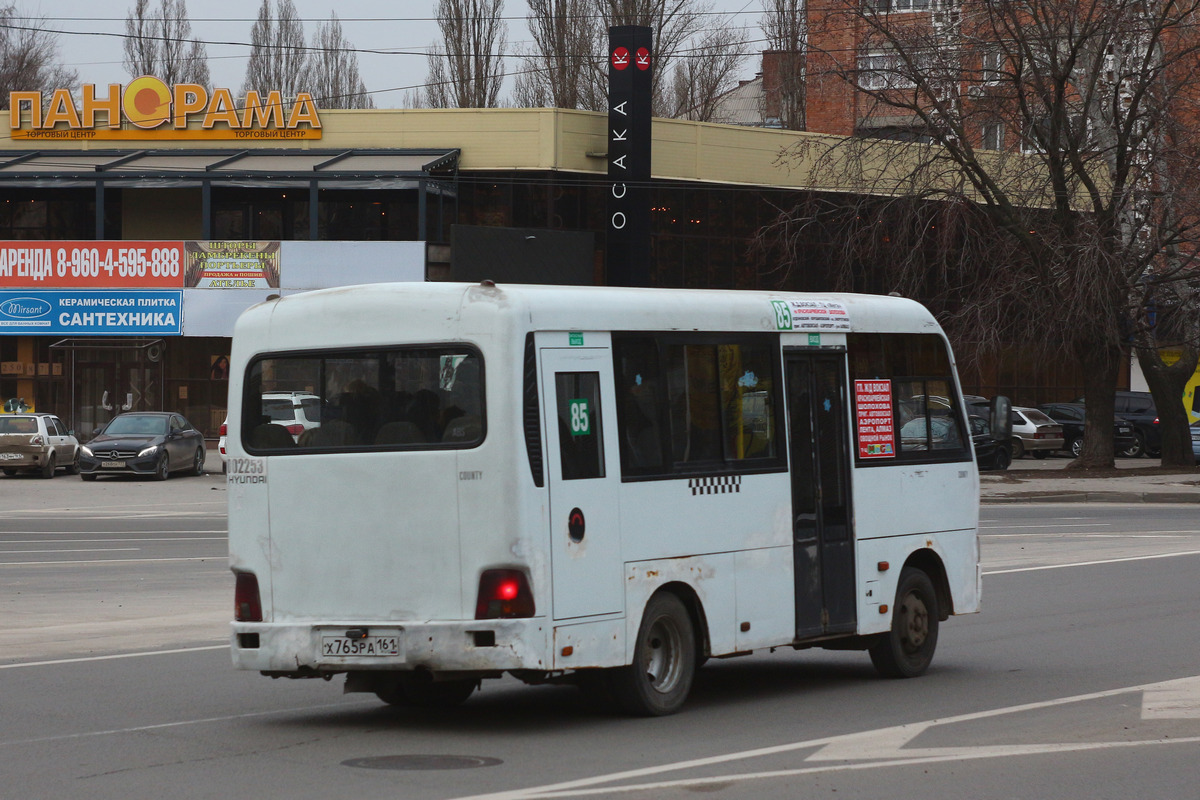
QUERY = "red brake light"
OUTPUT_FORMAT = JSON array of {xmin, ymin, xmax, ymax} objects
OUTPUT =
[
  {"xmin": 285, "ymin": 423, "xmax": 304, "ymax": 435},
  {"xmin": 475, "ymin": 569, "xmax": 535, "ymax": 619},
  {"xmin": 234, "ymin": 572, "xmax": 263, "ymax": 622},
  {"xmin": 219, "ymin": 422, "xmax": 227, "ymax": 436}
]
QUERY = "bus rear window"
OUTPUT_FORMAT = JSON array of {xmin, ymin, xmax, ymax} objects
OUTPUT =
[{"xmin": 242, "ymin": 346, "xmax": 484, "ymax": 452}]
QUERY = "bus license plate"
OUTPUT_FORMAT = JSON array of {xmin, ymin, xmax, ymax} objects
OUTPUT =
[
  {"xmin": 101, "ymin": 460, "xmax": 126, "ymax": 468},
  {"xmin": 321, "ymin": 635, "xmax": 401, "ymax": 657}
]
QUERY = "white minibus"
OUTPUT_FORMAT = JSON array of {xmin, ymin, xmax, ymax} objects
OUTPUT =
[{"xmin": 227, "ymin": 282, "xmax": 1002, "ymax": 715}]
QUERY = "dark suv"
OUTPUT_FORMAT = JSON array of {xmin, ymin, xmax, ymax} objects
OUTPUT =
[
  {"xmin": 1080, "ymin": 391, "xmax": 1161, "ymax": 458},
  {"xmin": 1038, "ymin": 402, "xmax": 1138, "ymax": 458}
]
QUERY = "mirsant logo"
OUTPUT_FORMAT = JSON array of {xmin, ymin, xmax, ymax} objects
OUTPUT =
[{"xmin": 0, "ymin": 297, "xmax": 51, "ymax": 319}]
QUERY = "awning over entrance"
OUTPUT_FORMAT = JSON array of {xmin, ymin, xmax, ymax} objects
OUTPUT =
[
  {"xmin": 0, "ymin": 147, "xmax": 459, "ymax": 239},
  {"xmin": 0, "ymin": 148, "xmax": 460, "ymax": 189}
]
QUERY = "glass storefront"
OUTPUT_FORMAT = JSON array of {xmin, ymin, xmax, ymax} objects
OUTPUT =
[{"xmin": 2, "ymin": 337, "xmax": 230, "ymax": 441}]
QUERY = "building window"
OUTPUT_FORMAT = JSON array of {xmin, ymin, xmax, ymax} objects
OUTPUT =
[
  {"xmin": 858, "ymin": 52, "xmax": 916, "ymax": 90},
  {"xmin": 982, "ymin": 122, "xmax": 1004, "ymax": 150},
  {"xmin": 981, "ymin": 50, "xmax": 1005, "ymax": 84},
  {"xmin": 865, "ymin": 0, "xmax": 931, "ymax": 11}
]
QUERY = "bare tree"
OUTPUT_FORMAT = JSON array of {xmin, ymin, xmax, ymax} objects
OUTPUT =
[
  {"xmin": 758, "ymin": 0, "xmax": 1200, "ymax": 467},
  {"xmin": 760, "ymin": 0, "xmax": 804, "ymax": 129},
  {"xmin": 123, "ymin": 0, "xmax": 210, "ymax": 86},
  {"xmin": 0, "ymin": 4, "xmax": 77, "ymax": 106},
  {"xmin": 423, "ymin": 0, "xmax": 507, "ymax": 108},
  {"xmin": 242, "ymin": 0, "xmax": 311, "ymax": 100},
  {"xmin": 598, "ymin": 0, "xmax": 710, "ymax": 116},
  {"xmin": 309, "ymin": 12, "xmax": 373, "ymax": 109},
  {"xmin": 513, "ymin": 0, "xmax": 601, "ymax": 110},
  {"xmin": 669, "ymin": 23, "xmax": 747, "ymax": 121}
]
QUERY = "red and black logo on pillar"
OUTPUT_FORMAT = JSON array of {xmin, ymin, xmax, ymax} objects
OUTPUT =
[{"xmin": 607, "ymin": 26, "xmax": 652, "ymax": 287}]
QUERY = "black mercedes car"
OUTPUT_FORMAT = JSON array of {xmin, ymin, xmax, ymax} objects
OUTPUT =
[{"xmin": 79, "ymin": 412, "xmax": 206, "ymax": 481}]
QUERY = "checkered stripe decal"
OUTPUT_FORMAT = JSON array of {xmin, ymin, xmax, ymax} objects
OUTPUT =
[{"xmin": 688, "ymin": 476, "xmax": 741, "ymax": 495}]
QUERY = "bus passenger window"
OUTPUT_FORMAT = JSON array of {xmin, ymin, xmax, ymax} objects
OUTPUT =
[
  {"xmin": 555, "ymin": 372, "xmax": 605, "ymax": 480},
  {"xmin": 615, "ymin": 338, "xmax": 665, "ymax": 471},
  {"xmin": 666, "ymin": 344, "xmax": 721, "ymax": 463}
]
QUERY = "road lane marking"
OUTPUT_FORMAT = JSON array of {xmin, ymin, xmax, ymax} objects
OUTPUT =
[
  {"xmin": 0, "ymin": 644, "xmax": 229, "ymax": 670},
  {"xmin": 980, "ymin": 523, "xmax": 1112, "ymax": 529},
  {"xmin": 0, "ymin": 548, "xmax": 140, "ymax": 554},
  {"xmin": 0, "ymin": 556, "xmax": 224, "ymax": 566},
  {"xmin": 984, "ymin": 549, "xmax": 1200, "ymax": 574},
  {"xmin": 982, "ymin": 532, "xmax": 1189, "ymax": 539},
  {"xmin": 0, "ymin": 533, "xmax": 227, "ymax": 537},
  {"xmin": 1143, "ymin": 675, "xmax": 1200, "ymax": 719},
  {"xmin": 447, "ymin": 675, "xmax": 1200, "ymax": 800},
  {"xmin": 0, "ymin": 698, "xmax": 373, "ymax": 749},
  {"xmin": 473, "ymin": 738, "xmax": 1200, "ymax": 799},
  {"xmin": 0, "ymin": 538, "xmax": 224, "ymax": 545}
]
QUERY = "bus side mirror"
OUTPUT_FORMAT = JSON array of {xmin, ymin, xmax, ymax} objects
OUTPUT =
[{"xmin": 990, "ymin": 396, "xmax": 1012, "ymax": 441}]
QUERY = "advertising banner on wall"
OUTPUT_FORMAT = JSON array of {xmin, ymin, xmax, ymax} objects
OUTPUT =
[
  {"xmin": 0, "ymin": 290, "xmax": 182, "ymax": 335},
  {"xmin": 0, "ymin": 241, "xmax": 184, "ymax": 288},
  {"xmin": 185, "ymin": 241, "xmax": 281, "ymax": 288}
]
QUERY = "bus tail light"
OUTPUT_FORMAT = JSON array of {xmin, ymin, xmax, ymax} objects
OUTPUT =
[
  {"xmin": 235, "ymin": 572, "xmax": 263, "ymax": 622},
  {"xmin": 285, "ymin": 423, "xmax": 305, "ymax": 436},
  {"xmin": 475, "ymin": 569, "xmax": 535, "ymax": 619}
]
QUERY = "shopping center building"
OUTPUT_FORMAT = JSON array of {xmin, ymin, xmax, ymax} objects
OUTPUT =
[
  {"xmin": 0, "ymin": 75, "xmax": 866, "ymax": 438},
  {"xmin": 2, "ymin": 76, "xmax": 1156, "ymax": 438}
]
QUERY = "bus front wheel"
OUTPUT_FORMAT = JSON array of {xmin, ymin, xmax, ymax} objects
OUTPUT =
[
  {"xmin": 609, "ymin": 592, "xmax": 696, "ymax": 716},
  {"xmin": 869, "ymin": 567, "xmax": 939, "ymax": 678}
]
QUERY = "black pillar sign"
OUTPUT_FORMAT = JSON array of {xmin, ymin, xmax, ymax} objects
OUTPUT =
[{"xmin": 607, "ymin": 26, "xmax": 652, "ymax": 287}]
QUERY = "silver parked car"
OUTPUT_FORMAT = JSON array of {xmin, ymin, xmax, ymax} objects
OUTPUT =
[
  {"xmin": 1009, "ymin": 406, "xmax": 1064, "ymax": 459},
  {"xmin": 0, "ymin": 413, "xmax": 80, "ymax": 478}
]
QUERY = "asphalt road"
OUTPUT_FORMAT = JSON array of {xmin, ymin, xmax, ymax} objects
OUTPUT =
[{"xmin": 1, "ymin": 476, "xmax": 1198, "ymax": 799}]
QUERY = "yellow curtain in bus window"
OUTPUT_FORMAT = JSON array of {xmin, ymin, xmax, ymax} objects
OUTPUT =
[
  {"xmin": 855, "ymin": 379, "xmax": 895, "ymax": 458},
  {"xmin": 184, "ymin": 241, "xmax": 281, "ymax": 288}
]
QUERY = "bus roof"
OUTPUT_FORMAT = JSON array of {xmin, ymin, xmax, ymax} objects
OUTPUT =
[{"xmin": 234, "ymin": 282, "xmax": 944, "ymax": 352}]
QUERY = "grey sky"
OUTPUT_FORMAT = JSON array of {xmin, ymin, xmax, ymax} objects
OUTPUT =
[{"xmin": 27, "ymin": 0, "xmax": 769, "ymax": 107}]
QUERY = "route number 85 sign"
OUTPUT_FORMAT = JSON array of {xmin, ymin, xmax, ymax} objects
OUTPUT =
[{"xmin": 568, "ymin": 399, "xmax": 591, "ymax": 436}]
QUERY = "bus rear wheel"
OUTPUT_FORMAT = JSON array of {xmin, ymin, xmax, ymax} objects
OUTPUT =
[
  {"xmin": 870, "ymin": 566, "xmax": 939, "ymax": 678},
  {"xmin": 609, "ymin": 592, "xmax": 696, "ymax": 716},
  {"xmin": 374, "ymin": 672, "xmax": 477, "ymax": 708}
]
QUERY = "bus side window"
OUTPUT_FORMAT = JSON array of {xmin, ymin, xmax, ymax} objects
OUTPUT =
[
  {"xmin": 614, "ymin": 338, "xmax": 665, "ymax": 472},
  {"xmin": 555, "ymin": 372, "xmax": 605, "ymax": 480}
]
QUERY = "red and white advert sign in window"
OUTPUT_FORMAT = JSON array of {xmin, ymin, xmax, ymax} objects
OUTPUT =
[{"xmin": 855, "ymin": 379, "xmax": 895, "ymax": 459}]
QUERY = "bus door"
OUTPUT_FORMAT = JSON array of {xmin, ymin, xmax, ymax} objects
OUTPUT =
[
  {"xmin": 785, "ymin": 352, "xmax": 856, "ymax": 639},
  {"xmin": 540, "ymin": 346, "xmax": 624, "ymax": 620}
]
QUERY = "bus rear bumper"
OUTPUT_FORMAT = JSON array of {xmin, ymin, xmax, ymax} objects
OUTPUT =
[{"xmin": 230, "ymin": 619, "xmax": 551, "ymax": 674}]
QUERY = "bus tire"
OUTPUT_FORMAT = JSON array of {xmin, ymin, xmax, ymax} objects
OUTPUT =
[
  {"xmin": 609, "ymin": 592, "xmax": 696, "ymax": 716},
  {"xmin": 869, "ymin": 566, "xmax": 939, "ymax": 679},
  {"xmin": 374, "ymin": 672, "xmax": 477, "ymax": 708}
]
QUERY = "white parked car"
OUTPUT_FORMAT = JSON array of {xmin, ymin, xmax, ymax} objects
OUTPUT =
[
  {"xmin": 261, "ymin": 392, "xmax": 322, "ymax": 442},
  {"xmin": 1009, "ymin": 406, "xmax": 1064, "ymax": 459},
  {"xmin": 0, "ymin": 413, "xmax": 80, "ymax": 478}
]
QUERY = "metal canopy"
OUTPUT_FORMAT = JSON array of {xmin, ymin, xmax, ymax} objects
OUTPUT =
[{"xmin": 0, "ymin": 148, "xmax": 460, "ymax": 188}]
